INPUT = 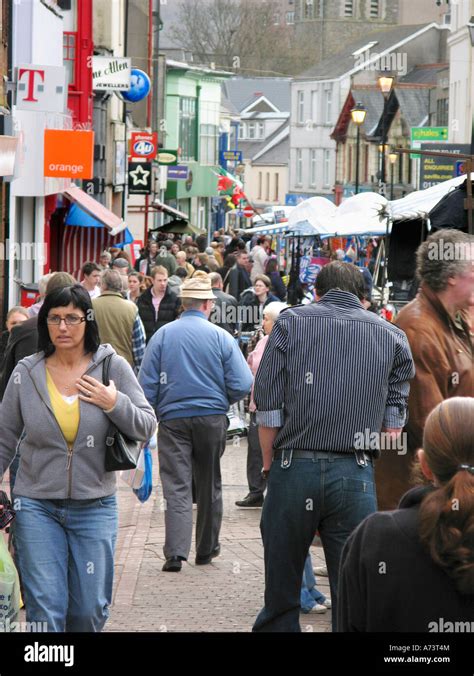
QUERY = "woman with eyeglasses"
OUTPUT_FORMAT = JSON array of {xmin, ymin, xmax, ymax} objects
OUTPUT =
[{"xmin": 0, "ymin": 284, "xmax": 157, "ymax": 632}]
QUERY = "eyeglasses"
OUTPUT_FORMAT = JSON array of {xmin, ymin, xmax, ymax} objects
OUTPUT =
[{"xmin": 46, "ymin": 315, "xmax": 86, "ymax": 326}]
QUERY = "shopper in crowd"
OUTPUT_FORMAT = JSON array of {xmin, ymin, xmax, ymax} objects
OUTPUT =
[
  {"xmin": 265, "ymin": 258, "xmax": 287, "ymax": 302},
  {"xmin": 252, "ymin": 262, "xmax": 414, "ymax": 632},
  {"xmin": 176, "ymin": 251, "xmax": 194, "ymax": 278},
  {"xmin": 99, "ymin": 251, "xmax": 112, "ymax": 271},
  {"xmin": 209, "ymin": 272, "xmax": 238, "ymax": 335},
  {"xmin": 139, "ymin": 276, "xmax": 252, "ymax": 572},
  {"xmin": 27, "ymin": 273, "xmax": 54, "ymax": 317},
  {"xmin": 300, "ymin": 551, "xmax": 331, "ymax": 615},
  {"xmin": 0, "ymin": 284, "xmax": 156, "ymax": 632},
  {"xmin": 93, "ymin": 269, "xmax": 146, "ymax": 373},
  {"xmin": 81, "ymin": 261, "xmax": 102, "ymax": 299},
  {"xmin": 134, "ymin": 240, "xmax": 161, "ymax": 277},
  {"xmin": 0, "ymin": 306, "xmax": 29, "ymax": 369},
  {"xmin": 338, "ymin": 397, "xmax": 474, "ymax": 632},
  {"xmin": 128, "ymin": 272, "xmax": 149, "ymax": 304},
  {"xmin": 112, "ymin": 257, "xmax": 130, "ymax": 276},
  {"xmin": 137, "ymin": 266, "xmax": 181, "ymax": 344},
  {"xmin": 225, "ymin": 250, "xmax": 252, "ymax": 300},
  {"xmin": 0, "ymin": 273, "xmax": 76, "ymax": 401},
  {"xmin": 193, "ymin": 253, "xmax": 211, "ymax": 274},
  {"xmin": 250, "ymin": 236, "xmax": 271, "ymax": 282},
  {"xmin": 210, "ymin": 241, "xmax": 224, "ymax": 267},
  {"xmin": 239, "ymin": 275, "xmax": 280, "ymax": 333},
  {"xmin": 236, "ymin": 301, "xmax": 287, "ymax": 508},
  {"xmin": 374, "ymin": 230, "xmax": 474, "ymax": 510}
]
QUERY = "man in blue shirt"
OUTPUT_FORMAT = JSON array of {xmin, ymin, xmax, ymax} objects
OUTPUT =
[{"xmin": 139, "ymin": 276, "xmax": 253, "ymax": 572}]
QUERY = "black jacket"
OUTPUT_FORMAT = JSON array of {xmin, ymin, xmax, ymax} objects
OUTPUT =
[
  {"xmin": 238, "ymin": 290, "xmax": 279, "ymax": 332},
  {"xmin": 0, "ymin": 317, "xmax": 39, "ymax": 400},
  {"xmin": 210, "ymin": 289, "xmax": 238, "ymax": 334},
  {"xmin": 225, "ymin": 264, "xmax": 252, "ymax": 300},
  {"xmin": 137, "ymin": 286, "xmax": 181, "ymax": 343},
  {"xmin": 338, "ymin": 486, "xmax": 474, "ymax": 632}
]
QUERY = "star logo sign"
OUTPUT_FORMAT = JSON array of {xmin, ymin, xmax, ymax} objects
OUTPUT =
[{"xmin": 129, "ymin": 163, "xmax": 150, "ymax": 186}]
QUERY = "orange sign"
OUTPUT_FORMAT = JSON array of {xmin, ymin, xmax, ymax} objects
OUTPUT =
[{"xmin": 44, "ymin": 129, "xmax": 94, "ymax": 179}]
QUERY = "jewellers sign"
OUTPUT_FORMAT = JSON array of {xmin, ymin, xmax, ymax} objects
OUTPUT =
[{"xmin": 92, "ymin": 57, "xmax": 131, "ymax": 91}]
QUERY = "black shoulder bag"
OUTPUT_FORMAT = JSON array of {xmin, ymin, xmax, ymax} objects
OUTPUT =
[{"xmin": 102, "ymin": 354, "xmax": 140, "ymax": 472}]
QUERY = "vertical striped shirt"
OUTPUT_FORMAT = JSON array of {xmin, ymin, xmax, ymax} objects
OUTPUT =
[{"xmin": 254, "ymin": 290, "xmax": 415, "ymax": 452}]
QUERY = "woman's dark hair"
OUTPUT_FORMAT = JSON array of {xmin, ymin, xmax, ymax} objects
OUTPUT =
[
  {"xmin": 418, "ymin": 397, "xmax": 474, "ymax": 595},
  {"xmin": 223, "ymin": 254, "xmax": 236, "ymax": 269},
  {"xmin": 38, "ymin": 284, "xmax": 100, "ymax": 357},
  {"xmin": 265, "ymin": 258, "xmax": 279, "ymax": 274}
]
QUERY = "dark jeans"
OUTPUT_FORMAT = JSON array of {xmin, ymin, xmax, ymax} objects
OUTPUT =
[
  {"xmin": 247, "ymin": 413, "xmax": 266, "ymax": 497},
  {"xmin": 158, "ymin": 414, "xmax": 228, "ymax": 560},
  {"xmin": 253, "ymin": 451, "xmax": 377, "ymax": 632}
]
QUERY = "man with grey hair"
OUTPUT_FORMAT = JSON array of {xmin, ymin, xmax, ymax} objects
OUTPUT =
[
  {"xmin": 139, "ymin": 276, "xmax": 253, "ymax": 572},
  {"xmin": 377, "ymin": 228, "xmax": 474, "ymax": 509},
  {"xmin": 92, "ymin": 269, "xmax": 146, "ymax": 373},
  {"xmin": 27, "ymin": 273, "xmax": 54, "ymax": 317}
]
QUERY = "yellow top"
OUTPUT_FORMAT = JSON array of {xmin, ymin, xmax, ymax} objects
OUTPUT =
[{"xmin": 46, "ymin": 369, "xmax": 80, "ymax": 448}]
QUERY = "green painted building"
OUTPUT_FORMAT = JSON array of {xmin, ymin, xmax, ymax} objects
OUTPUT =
[{"xmin": 163, "ymin": 61, "xmax": 231, "ymax": 233}]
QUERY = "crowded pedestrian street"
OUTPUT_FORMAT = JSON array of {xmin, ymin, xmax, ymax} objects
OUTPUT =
[
  {"xmin": 106, "ymin": 437, "xmax": 331, "ymax": 634},
  {"xmin": 1, "ymin": 1, "xmax": 474, "ymax": 674}
]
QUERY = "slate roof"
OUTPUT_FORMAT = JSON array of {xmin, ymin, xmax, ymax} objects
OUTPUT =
[
  {"xmin": 238, "ymin": 119, "xmax": 288, "ymax": 161},
  {"xmin": 394, "ymin": 87, "xmax": 430, "ymax": 128},
  {"xmin": 252, "ymin": 127, "xmax": 290, "ymax": 166},
  {"xmin": 400, "ymin": 64, "xmax": 447, "ymax": 85},
  {"xmin": 295, "ymin": 24, "xmax": 437, "ymax": 80},
  {"xmin": 222, "ymin": 77, "xmax": 291, "ymax": 113}
]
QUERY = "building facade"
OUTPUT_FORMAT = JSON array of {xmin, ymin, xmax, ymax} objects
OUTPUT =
[
  {"xmin": 447, "ymin": 0, "xmax": 474, "ymax": 146},
  {"xmin": 162, "ymin": 62, "xmax": 228, "ymax": 233},
  {"xmin": 288, "ymin": 23, "xmax": 447, "ymax": 203}
]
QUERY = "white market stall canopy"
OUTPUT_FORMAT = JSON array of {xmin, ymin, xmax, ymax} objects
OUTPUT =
[
  {"xmin": 287, "ymin": 194, "xmax": 390, "ymax": 238},
  {"xmin": 242, "ymin": 174, "xmax": 473, "ymax": 240},
  {"xmin": 389, "ymin": 173, "xmax": 474, "ymax": 222},
  {"xmin": 240, "ymin": 222, "xmax": 291, "ymax": 236}
]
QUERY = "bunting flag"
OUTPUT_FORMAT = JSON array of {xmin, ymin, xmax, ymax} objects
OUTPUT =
[{"xmin": 214, "ymin": 167, "xmax": 249, "ymax": 211}]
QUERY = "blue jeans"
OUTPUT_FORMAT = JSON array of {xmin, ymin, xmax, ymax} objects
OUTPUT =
[
  {"xmin": 300, "ymin": 552, "xmax": 326, "ymax": 612},
  {"xmin": 13, "ymin": 495, "xmax": 118, "ymax": 632},
  {"xmin": 253, "ymin": 451, "xmax": 377, "ymax": 632}
]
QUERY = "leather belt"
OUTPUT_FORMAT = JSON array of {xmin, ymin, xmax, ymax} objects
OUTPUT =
[{"xmin": 272, "ymin": 449, "xmax": 373, "ymax": 466}]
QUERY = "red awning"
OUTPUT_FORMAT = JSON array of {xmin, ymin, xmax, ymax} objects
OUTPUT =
[{"xmin": 62, "ymin": 184, "xmax": 126, "ymax": 236}]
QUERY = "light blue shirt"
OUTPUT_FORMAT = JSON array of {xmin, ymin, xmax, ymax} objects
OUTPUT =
[{"xmin": 139, "ymin": 310, "xmax": 253, "ymax": 421}]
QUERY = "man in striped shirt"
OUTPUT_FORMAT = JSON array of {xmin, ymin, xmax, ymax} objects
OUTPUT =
[{"xmin": 252, "ymin": 262, "xmax": 415, "ymax": 632}]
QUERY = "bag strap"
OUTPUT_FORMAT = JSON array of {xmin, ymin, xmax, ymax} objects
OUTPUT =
[{"xmin": 102, "ymin": 354, "xmax": 113, "ymax": 387}]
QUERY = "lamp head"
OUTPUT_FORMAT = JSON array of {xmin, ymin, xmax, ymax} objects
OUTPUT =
[
  {"xmin": 378, "ymin": 73, "xmax": 394, "ymax": 97},
  {"xmin": 350, "ymin": 102, "xmax": 367, "ymax": 126}
]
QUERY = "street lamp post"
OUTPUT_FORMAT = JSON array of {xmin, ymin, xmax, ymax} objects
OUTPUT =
[
  {"xmin": 389, "ymin": 151, "xmax": 398, "ymax": 200},
  {"xmin": 350, "ymin": 102, "xmax": 367, "ymax": 195},
  {"xmin": 377, "ymin": 74, "xmax": 394, "ymax": 191}
]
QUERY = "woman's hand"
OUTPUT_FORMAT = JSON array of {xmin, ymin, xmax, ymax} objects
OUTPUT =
[{"xmin": 76, "ymin": 374, "xmax": 118, "ymax": 411}]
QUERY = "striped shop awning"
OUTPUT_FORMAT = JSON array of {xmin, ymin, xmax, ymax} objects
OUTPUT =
[{"xmin": 60, "ymin": 225, "xmax": 126, "ymax": 280}]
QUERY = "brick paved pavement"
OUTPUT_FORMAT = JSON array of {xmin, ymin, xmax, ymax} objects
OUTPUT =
[{"xmin": 106, "ymin": 439, "xmax": 332, "ymax": 633}]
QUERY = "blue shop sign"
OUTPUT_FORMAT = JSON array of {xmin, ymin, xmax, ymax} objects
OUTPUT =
[{"xmin": 168, "ymin": 165, "xmax": 189, "ymax": 180}]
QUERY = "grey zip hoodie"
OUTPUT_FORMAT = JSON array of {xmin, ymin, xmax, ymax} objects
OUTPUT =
[{"xmin": 0, "ymin": 344, "xmax": 157, "ymax": 500}]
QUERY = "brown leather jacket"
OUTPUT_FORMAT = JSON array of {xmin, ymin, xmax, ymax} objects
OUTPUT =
[
  {"xmin": 375, "ymin": 285, "xmax": 472, "ymax": 511},
  {"xmin": 395, "ymin": 283, "xmax": 473, "ymax": 453}
]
